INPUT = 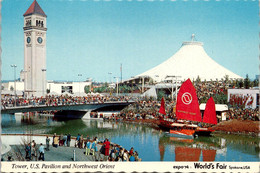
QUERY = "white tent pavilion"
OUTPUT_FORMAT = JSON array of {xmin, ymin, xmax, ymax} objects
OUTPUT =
[{"xmin": 136, "ymin": 35, "xmax": 243, "ymax": 82}]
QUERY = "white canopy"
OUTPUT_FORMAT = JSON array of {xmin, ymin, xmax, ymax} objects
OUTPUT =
[
  {"xmin": 136, "ymin": 38, "xmax": 243, "ymax": 82},
  {"xmin": 200, "ymin": 103, "xmax": 228, "ymax": 112},
  {"xmin": 141, "ymin": 86, "xmax": 157, "ymax": 99}
]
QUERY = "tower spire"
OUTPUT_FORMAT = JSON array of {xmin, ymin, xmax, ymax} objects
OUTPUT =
[{"xmin": 24, "ymin": 0, "xmax": 47, "ymax": 17}]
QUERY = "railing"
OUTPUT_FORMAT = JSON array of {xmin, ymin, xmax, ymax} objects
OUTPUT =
[{"xmin": 1, "ymin": 100, "xmax": 134, "ymax": 114}]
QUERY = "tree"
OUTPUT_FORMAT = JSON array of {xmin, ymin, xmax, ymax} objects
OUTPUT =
[
  {"xmin": 195, "ymin": 76, "xmax": 201, "ymax": 84},
  {"xmin": 236, "ymin": 79, "xmax": 244, "ymax": 88},
  {"xmin": 119, "ymin": 85, "xmax": 131, "ymax": 93},
  {"xmin": 253, "ymin": 78, "xmax": 259, "ymax": 87},
  {"xmin": 224, "ymin": 75, "xmax": 229, "ymax": 83},
  {"xmin": 213, "ymin": 93, "xmax": 227, "ymax": 104},
  {"xmin": 84, "ymin": 85, "xmax": 90, "ymax": 93},
  {"xmin": 244, "ymin": 74, "xmax": 251, "ymax": 89},
  {"xmin": 10, "ymin": 86, "xmax": 14, "ymax": 91}
]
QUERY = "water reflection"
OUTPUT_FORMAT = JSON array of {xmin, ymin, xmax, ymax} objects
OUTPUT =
[
  {"xmin": 213, "ymin": 134, "xmax": 259, "ymax": 158},
  {"xmin": 1, "ymin": 113, "xmax": 259, "ymax": 161},
  {"xmin": 158, "ymin": 136, "xmax": 222, "ymax": 161}
]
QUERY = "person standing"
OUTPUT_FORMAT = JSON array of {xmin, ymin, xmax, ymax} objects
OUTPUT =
[
  {"xmin": 85, "ymin": 140, "xmax": 91, "ymax": 155},
  {"xmin": 129, "ymin": 153, "xmax": 135, "ymax": 161},
  {"xmin": 31, "ymin": 140, "xmax": 37, "ymax": 157},
  {"xmin": 63, "ymin": 134, "xmax": 67, "ymax": 146},
  {"xmin": 38, "ymin": 143, "xmax": 45, "ymax": 161},
  {"xmin": 53, "ymin": 135, "xmax": 59, "ymax": 148},
  {"xmin": 52, "ymin": 133, "xmax": 56, "ymax": 146},
  {"xmin": 104, "ymin": 138, "xmax": 110, "ymax": 157},
  {"xmin": 46, "ymin": 136, "xmax": 50, "ymax": 151},
  {"xmin": 76, "ymin": 134, "xmax": 80, "ymax": 148},
  {"xmin": 67, "ymin": 133, "xmax": 71, "ymax": 147},
  {"xmin": 123, "ymin": 149, "xmax": 129, "ymax": 161},
  {"xmin": 91, "ymin": 138, "xmax": 98, "ymax": 155},
  {"xmin": 59, "ymin": 134, "xmax": 63, "ymax": 146},
  {"xmin": 25, "ymin": 143, "xmax": 31, "ymax": 160},
  {"xmin": 129, "ymin": 147, "xmax": 134, "ymax": 155}
]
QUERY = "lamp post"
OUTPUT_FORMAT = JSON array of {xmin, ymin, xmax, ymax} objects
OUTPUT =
[
  {"xmin": 22, "ymin": 70, "xmax": 27, "ymax": 99},
  {"xmin": 78, "ymin": 74, "xmax": 82, "ymax": 96},
  {"xmin": 42, "ymin": 69, "xmax": 46, "ymax": 96},
  {"xmin": 108, "ymin": 72, "xmax": 112, "ymax": 83},
  {"xmin": 108, "ymin": 72, "xmax": 112, "ymax": 95},
  {"xmin": 11, "ymin": 64, "xmax": 17, "ymax": 107}
]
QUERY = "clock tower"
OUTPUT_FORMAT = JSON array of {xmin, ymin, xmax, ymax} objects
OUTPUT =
[{"xmin": 24, "ymin": 0, "xmax": 47, "ymax": 97}]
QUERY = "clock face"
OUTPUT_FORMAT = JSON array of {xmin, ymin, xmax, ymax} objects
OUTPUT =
[
  {"xmin": 37, "ymin": 37, "xmax": 43, "ymax": 44},
  {"xmin": 27, "ymin": 37, "xmax": 31, "ymax": 43}
]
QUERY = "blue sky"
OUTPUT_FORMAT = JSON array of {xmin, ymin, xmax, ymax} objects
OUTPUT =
[{"xmin": 2, "ymin": 0, "xmax": 258, "ymax": 82}]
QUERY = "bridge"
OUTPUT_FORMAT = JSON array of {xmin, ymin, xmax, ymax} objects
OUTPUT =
[{"xmin": 1, "ymin": 101, "xmax": 134, "ymax": 119}]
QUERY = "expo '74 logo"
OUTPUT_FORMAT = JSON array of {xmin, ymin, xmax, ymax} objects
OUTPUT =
[{"xmin": 181, "ymin": 92, "xmax": 192, "ymax": 105}]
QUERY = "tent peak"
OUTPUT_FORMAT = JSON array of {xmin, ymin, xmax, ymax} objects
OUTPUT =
[
  {"xmin": 182, "ymin": 34, "xmax": 203, "ymax": 46},
  {"xmin": 182, "ymin": 41, "xmax": 203, "ymax": 46}
]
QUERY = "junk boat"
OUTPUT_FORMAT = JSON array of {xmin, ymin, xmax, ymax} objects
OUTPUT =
[{"xmin": 158, "ymin": 79, "xmax": 217, "ymax": 138}]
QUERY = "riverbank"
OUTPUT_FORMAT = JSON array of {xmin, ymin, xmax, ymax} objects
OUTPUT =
[
  {"xmin": 211, "ymin": 119, "xmax": 259, "ymax": 136},
  {"xmin": 122, "ymin": 118, "xmax": 259, "ymax": 136}
]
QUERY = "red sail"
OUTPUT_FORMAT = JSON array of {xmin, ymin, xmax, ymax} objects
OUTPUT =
[
  {"xmin": 176, "ymin": 79, "xmax": 202, "ymax": 122},
  {"xmin": 203, "ymin": 97, "xmax": 217, "ymax": 125},
  {"xmin": 159, "ymin": 97, "xmax": 166, "ymax": 115}
]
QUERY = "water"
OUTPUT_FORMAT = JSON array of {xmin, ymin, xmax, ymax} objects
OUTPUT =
[{"xmin": 1, "ymin": 113, "xmax": 259, "ymax": 162}]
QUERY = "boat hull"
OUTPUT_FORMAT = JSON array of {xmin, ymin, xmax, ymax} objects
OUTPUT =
[
  {"xmin": 158, "ymin": 119, "xmax": 213, "ymax": 137},
  {"xmin": 195, "ymin": 128, "xmax": 214, "ymax": 136},
  {"xmin": 165, "ymin": 130, "xmax": 194, "ymax": 139}
]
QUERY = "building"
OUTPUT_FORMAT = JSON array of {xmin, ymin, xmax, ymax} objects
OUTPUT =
[
  {"xmin": 1, "ymin": 80, "xmax": 91, "ymax": 97},
  {"xmin": 47, "ymin": 81, "xmax": 92, "ymax": 96},
  {"xmin": 23, "ymin": 0, "xmax": 47, "ymax": 97},
  {"xmin": 228, "ymin": 88, "xmax": 259, "ymax": 109},
  {"xmin": 135, "ymin": 35, "xmax": 243, "ymax": 82},
  {"xmin": 122, "ymin": 35, "xmax": 244, "ymax": 98}
]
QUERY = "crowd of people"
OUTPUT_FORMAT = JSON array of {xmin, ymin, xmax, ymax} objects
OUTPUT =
[
  {"xmin": 25, "ymin": 140, "xmax": 45, "ymax": 161},
  {"xmin": 1, "ymin": 80, "xmax": 259, "ymax": 122},
  {"xmin": 225, "ymin": 107, "xmax": 259, "ymax": 121},
  {"xmin": 194, "ymin": 80, "xmax": 228, "ymax": 103},
  {"xmin": 119, "ymin": 99, "xmax": 259, "ymax": 122},
  {"xmin": 117, "ymin": 80, "xmax": 259, "ymax": 122},
  {"xmin": 1, "ymin": 94, "xmax": 131, "ymax": 109},
  {"xmin": 23, "ymin": 133, "xmax": 141, "ymax": 162}
]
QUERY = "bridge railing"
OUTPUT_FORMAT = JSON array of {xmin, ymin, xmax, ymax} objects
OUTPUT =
[{"xmin": 1, "ymin": 96, "xmax": 133, "ymax": 110}]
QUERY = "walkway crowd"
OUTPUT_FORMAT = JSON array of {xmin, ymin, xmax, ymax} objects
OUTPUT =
[
  {"xmin": 1, "ymin": 95, "xmax": 130, "ymax": 109},
  {"xmin": 23, "ymin": 133, "xmax": 141, "ymax": 162}
]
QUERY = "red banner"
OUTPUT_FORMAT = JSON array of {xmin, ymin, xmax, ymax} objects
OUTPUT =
[{"xmin": 176, "ymin": 79, "xmax": 202, "ymax": 122}]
